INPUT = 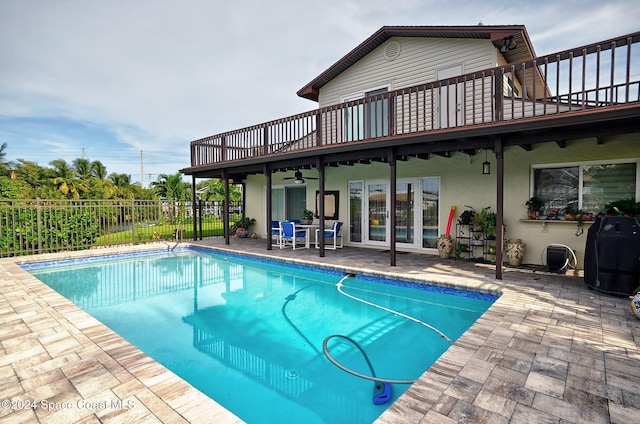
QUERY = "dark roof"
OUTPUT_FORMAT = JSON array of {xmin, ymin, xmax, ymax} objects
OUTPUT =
[{"xmin": 297, "ymin": 25, "xmax": 535, "ymax": 102}]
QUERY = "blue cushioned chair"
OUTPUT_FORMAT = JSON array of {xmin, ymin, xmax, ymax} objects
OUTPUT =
[
  {"xmin": 279, "ymin": 221, "xmax": 307, "ymax": 249},
  {"xmin": 271, "ymin": 220, "xmax": 282, "ymax": 245},
  {"xmin": 315, "ymin": 221, "xmax": 343, "ymax": 249}
]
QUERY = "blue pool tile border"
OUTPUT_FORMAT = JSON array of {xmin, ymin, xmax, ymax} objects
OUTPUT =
[{"xmin": 21, "ymin": 246, "xmax": 498, "ymax": 303}]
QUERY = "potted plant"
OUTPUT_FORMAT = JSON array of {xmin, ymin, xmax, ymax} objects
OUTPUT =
[
  {"xmin": 474, "ymin": 206, "xmax": 497, "ymax": 239},
  {"xmin": 457, "ymin": 206, "xmax": 475, "ymax": 225},
  {"xmin": 564, "ymin": 204, "xmax": 578, "ymax": 221},
  {"xmin": 302, "ymin": 209, "xmax": 314, "ymax": 225},
  {"xmin": 455, "ymin": 242, "xmax": 469, "ymax": 259},
  {"xmin": 232, "ymin": 216, "xmax": 256, "ymax": 238},
  {"xmin": 525, "ymin": 197, "xmax": 545, "ymax": 220},
  {"xmin": 605, "ymin": 198, "xmax": 640, "ymax": 216}
]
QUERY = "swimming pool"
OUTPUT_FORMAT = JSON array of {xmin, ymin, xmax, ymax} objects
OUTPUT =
[{"xmin": 24, "ymin": 247, "xmax": 497, "ymax": 423}]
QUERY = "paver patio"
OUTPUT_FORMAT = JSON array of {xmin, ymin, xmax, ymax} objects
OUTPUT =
[{"xmin": 1, "ymin": 239, "xmax": 638, "ymax": 423}]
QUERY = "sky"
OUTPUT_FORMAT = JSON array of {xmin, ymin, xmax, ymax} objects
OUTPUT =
[{"xmin": 1, "ymin": 0, "xmax": 639, "ymax": 187}]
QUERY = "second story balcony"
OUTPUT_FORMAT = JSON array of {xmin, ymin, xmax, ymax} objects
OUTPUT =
[{"xmin": 186, "ymin": 32, "xmax": 640, "ymax": 174}]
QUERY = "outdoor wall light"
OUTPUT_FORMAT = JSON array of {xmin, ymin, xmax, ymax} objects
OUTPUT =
[
  {"xmin": 500, "ymin": 36, "xmax": 517, "ymax": 53},
  {"xmin": 482, "ymin": 149, "xmax": 491, "ymax": 175}
]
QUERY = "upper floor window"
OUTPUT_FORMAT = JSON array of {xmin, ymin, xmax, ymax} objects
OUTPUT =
[
  {"xmin": 343, "ymin": 87, "xmax": 389, "ymax": 142},
  {"xmin": 532, "ymin": 161, "xmax": 638, "ymax": 215}
]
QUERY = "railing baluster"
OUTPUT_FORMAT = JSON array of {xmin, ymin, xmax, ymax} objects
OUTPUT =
[
  {"xmin": 610, "ymin": 41, "xmax": 616, "ymax": 105},
  {"xmin": 626, "ymin": 37, "xmax": 632, "ymax": 103},
  {"xmin": 187, "ymin": 33, "xmax": 638, "ymax": 167}
]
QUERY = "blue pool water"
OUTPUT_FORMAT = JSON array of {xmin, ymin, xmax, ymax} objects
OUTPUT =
[{"xmin": 24, "ymin": 248, "xmax": 497, "ymax": 424}]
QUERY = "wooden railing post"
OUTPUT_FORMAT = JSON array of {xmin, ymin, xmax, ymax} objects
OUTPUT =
[
  {"xmin": 263, "ymin": 125, "xmax": 269, "ymax": 155},
  {"xmin": 315, "ymin": 112, "xmax": 323, "ymax": 147},
  {"xmin": 494, "ymin": 68, "xmax": 504, "ymax": 122},
  {"xmin": 221, "ymin": 135, "xmax": 227, "ymax": 162}
]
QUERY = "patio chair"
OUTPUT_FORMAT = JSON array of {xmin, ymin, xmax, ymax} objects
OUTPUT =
[
  {"xmin": 280, "ymin": 221, "xmax": 307, "ymax": 250},
  {"xmin": 315, "ymin": 221, "xmax": 343, "ymax": 249},
  {"xmin": 271, "ymin": 220, "xmax": 282, "ymax": 245}
]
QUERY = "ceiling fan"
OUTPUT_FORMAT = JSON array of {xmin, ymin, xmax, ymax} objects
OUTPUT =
[{"xmin": 283, "ymin": 171, "xmax": 318, "ymax": 184}]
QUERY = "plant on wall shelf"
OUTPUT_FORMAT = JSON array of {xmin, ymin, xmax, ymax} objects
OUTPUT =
[
  {"xmin": 525, "ymin": 197, "xmax": 545, "ymax": 219},
  {"xmin": 563, "ymin": 204, "xmax": 578, "ymax": 220}
]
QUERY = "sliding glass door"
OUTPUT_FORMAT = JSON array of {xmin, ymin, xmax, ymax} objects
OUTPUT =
[{"xmin": 358, "ymin": 178, "xmax": 424, "ymax": 248}]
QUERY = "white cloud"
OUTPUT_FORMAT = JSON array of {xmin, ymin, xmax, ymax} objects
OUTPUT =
[{"xmin": 1, "ymin": 0, "xmax": 639, "ymax": 181}]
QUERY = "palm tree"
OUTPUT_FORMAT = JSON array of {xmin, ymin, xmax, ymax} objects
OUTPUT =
[
  {"xmin": 0, "ymin": 142, "xmax": 9, "ymax": 176},
  {"xmin": 108, "ymin": 172, "xmax": 135, "ymax": 198},
  {"xmin": 196, "ymin": 179, "xmax": 242, "ymax": 202},
  {"xmin": 151, "ymin": 173, "xmax": 192, "ymax": 221},
  {"xmin": 49, "ymin": 159, "xmax": 87, "ymax": 199},
  {"xmin": 0, "ymin": 142, "xmax": 6, "ymax": 162},
  {"xmin": 151, "ymin": 173, "xmax": 191, "ymax": 201},
  {"xmin": 86, "ymin": 160, "xmax": 115, "ymax": 199},
  {"xmin": 91, "ymin": 160, "xmax": 108, "ymax": 180},
  {"xmin": 72, "ymin": 158, "xmax": 92, "ymax": 181}
]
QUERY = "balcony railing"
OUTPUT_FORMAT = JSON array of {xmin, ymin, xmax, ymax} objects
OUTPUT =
[{"xmin": 190, "ymin": 32, "xmax": 640, "ymax": 168}]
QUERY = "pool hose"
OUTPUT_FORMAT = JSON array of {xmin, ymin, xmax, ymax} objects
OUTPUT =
[{"xmin": 322, "ymin": 274, "xmax": 454, "ymax": 404}]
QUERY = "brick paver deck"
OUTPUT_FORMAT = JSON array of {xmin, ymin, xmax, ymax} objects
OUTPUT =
[{"xmin": 1, "ymin": 239, "xmax": 638, "ymax": 423}]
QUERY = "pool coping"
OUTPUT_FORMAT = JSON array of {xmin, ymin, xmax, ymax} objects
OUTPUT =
[{"xmin": 1, "ymin": 241, "xmax": 639, "ymax": 423}]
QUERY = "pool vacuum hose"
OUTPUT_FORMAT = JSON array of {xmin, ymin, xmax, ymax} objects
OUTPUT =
[{"xmin": 322, "ymin": 274, "xmax": 454, "ymax": 405}]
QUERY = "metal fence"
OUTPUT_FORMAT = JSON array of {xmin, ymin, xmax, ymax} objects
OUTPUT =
[{"xmin": 0, "ymin": 198, "xmax": 243, "ymax": 258}]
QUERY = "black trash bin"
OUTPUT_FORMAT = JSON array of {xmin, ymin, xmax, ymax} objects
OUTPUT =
[{"xmin": 584, "ymin": 216, "xmax": 640, "ymax": 296}]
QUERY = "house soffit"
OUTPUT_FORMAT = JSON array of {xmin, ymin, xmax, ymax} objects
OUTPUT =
[{"xmin": 296, "ymin": 25, "xmax": 533, "ymax": 102}]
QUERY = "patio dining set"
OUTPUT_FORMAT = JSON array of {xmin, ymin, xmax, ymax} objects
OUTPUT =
[{"xmin": 272, "ymin": 220, "xmax": 343, "ymax": 250}]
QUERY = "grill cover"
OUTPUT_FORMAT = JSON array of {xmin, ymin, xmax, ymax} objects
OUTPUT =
[{"xmin": 584, "ymin": 216, "xmax": 640, "ymax": 296}]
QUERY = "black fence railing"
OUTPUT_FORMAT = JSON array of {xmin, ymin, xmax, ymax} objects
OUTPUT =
[{"xmin": 0, "ymin": 198, "xmax": 243, "ymax": 257}]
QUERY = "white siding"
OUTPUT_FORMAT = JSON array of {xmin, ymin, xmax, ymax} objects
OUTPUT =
[{"xmin": 318, "ymin": 37, "xmax": 498, "ymax": 108}]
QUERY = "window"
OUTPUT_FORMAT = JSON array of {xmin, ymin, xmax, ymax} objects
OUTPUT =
[
  {"xmin": 532, "ymin": 161, "xmax": 637, "ymax": 214},
  {"xmin": 271, "ymin": 186, "xmax": 306, "ymax": 221},
  {"xmin": 343, "ymin": 87, "xmax": 389, "ymax": 142}
]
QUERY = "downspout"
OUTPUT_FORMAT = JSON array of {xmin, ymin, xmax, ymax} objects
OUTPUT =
[{"xmin": 495, "ymin": 137, "xmax": 504, "ymax": 279}]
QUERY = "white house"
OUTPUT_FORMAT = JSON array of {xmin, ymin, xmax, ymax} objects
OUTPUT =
[{"xmin": 181, "ymin": 25, "xmax": 640, "ymax": 277}]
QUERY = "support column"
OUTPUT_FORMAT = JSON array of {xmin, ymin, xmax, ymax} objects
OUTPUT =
[
  {"xmin": 317, "ymin": 157, "xmax": 325, "ymax": 257},
  {"xmin": 191, "ymin": 175, "xmax": 197, "ymax": 241},
  {"xmin": 389, "ymin": 148, "xmax": 397, "ymax": 267},
  {"xmin": 495, "ymin": 138, "xmax": 504, "ymax": 279},
  {"xmin": 223, "ymin": 171, "xmax": 230, "ymax": 245},
  {"xmin": 265, "ymin": 165, "xmax": 273, "ymax": 250}
]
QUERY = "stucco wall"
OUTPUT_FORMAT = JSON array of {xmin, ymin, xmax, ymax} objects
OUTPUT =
[{"xmin": 244, "ymin": 134, "xmax": 639, "ymax": 269}]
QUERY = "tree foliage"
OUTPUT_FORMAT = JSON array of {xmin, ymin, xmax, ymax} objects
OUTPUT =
[{"xmin": 0, "ymin": 143, "xmax": 243, "ymax": 203}]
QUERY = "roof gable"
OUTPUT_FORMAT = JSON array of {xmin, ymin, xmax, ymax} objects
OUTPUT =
[{"xmin": 297, "ymin": 25, "xmax": 535, "ymax": 102}]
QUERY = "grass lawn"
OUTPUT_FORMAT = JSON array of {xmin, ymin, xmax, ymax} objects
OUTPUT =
[{"xmin": 94, "ymin": 221, "xmax": 226, "ymax": 245}]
